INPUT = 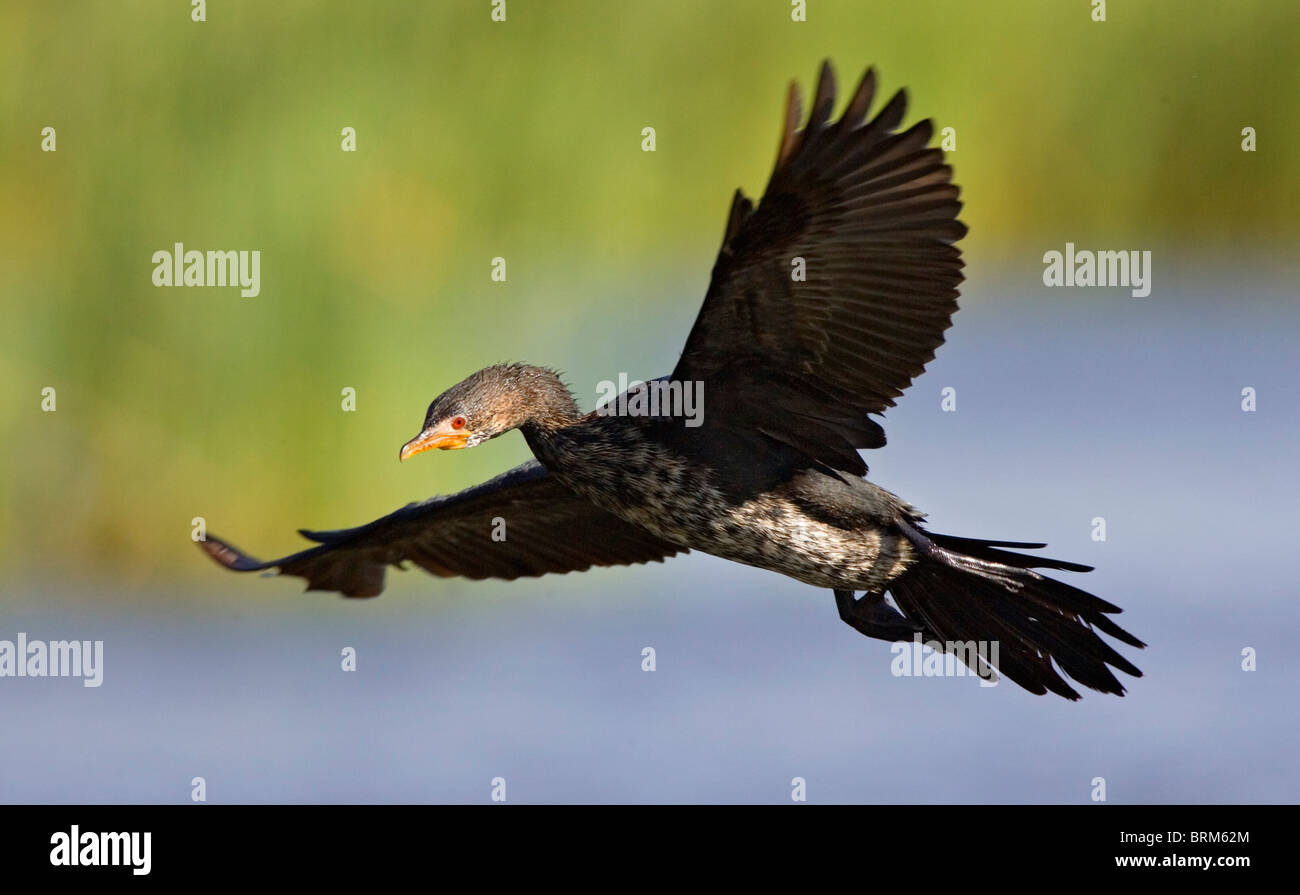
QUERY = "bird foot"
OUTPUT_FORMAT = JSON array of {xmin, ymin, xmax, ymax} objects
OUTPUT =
[{"xmin": 833, "ymin": 589, "xmax": 924, "ymax": 643}]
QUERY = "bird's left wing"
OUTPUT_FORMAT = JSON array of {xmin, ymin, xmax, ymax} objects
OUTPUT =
[
  {"xmin": 672, "ymin": 61, "xmax": 966, "ymax": 474},
  {"xmin": 198, "ymin": 460, "xmax": 684, "ymax": 597}
]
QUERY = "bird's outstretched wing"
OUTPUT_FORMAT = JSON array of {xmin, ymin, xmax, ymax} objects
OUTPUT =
[
  {"xmin": 198, "ymin": 460, "xmax": 685, "ymax": 597},
  {"xmin": 672, "ymin": 61, "xmax": 966, "ymax": 474}
]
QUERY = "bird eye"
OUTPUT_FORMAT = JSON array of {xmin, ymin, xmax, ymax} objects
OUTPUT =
[{"xmin": 451, "ymin": 416, "xmax": 467, "ymax": 430}]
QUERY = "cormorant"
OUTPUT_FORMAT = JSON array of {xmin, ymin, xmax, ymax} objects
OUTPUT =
[{"xmin": 200, "ymin": 62, "xmax": 1143, "ymax": 699}]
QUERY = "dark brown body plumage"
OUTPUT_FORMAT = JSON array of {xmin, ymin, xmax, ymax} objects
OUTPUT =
[{"xmin": 524, "ymin": 411, "xmax": 919, "ymax": 594}]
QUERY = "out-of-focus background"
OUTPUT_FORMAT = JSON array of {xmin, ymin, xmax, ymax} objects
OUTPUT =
[{"xmin": 1, "ymin": 1, "xmax": 1297, "ymax": 802}]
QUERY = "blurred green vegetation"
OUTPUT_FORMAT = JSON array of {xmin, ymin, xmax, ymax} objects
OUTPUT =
[{"xmin": 1, "ymin": 0, "xmax": 1296, "ymax": 589}]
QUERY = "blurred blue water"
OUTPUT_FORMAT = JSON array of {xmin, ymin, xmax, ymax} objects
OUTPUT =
[{"xmin": 3, "ymin": 263, "xmax": 1298, "ymax": 803}]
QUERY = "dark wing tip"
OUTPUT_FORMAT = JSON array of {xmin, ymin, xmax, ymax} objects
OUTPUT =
[
  {"xmin": 722, "ymin": 188, "xmax": 755, "ymax": 245},
  {"xmin": 779, "ymin": 62, "xmax": 877, "ymax": 169},
  {"xmin": 873, "ymin": 87, "xmax": 908, "ymax": 134},
  {"xmin": 840, "ymin": 66, "xmax": 877, "ymax": 129},
  {"xmin": 776, "ymin": 79, "xmax": 804, "ymax": 168},
  {"xmin": 196, "ymin": 535, "xmax": 269, "ymax": 572},
  {"xmin": 809, "ymin": 59, "xmax": 837, "ymax": 129},
  {"xmin": 297, "ymin": 526, "xmax": 344, "ymax": 544}
]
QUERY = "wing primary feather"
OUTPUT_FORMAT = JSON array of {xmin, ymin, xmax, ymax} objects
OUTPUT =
[
  {"xmin": 775, "ymin": 80, "xmax": 804, "ymax": 169},
  {"xmin": 809, "ymin": 59, "xmax": 837, "ymax": 130},
  {"xmin": 838, "ymin": 66, "xmax": 876, "ymax": 131}
]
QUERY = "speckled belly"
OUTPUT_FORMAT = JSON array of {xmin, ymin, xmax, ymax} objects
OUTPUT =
[
  {"xmin": 536, "ymin": 437, "xmax": 916, "ymax": 592},
  {"xmin": 689, "ymin": 492, "xmax": 916, "ymax": 591}
]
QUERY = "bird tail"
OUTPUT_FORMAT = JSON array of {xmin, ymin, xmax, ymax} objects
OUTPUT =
[{"xmin": 887, "ymin": 520, "xmax": 1144, "ymax": 699}]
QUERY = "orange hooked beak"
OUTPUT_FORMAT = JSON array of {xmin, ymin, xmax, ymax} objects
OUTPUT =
[{"xmin": 399, "ymin": 423, "xmax": 471, "ymax": 460}]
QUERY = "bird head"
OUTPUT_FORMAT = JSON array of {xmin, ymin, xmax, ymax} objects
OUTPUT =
[{"xmin": 399, "ymin": 364, "xmax": 579, "ymax": 460}]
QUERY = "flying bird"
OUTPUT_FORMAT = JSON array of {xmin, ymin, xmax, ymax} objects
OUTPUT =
[{"xmin": 200, "ymin": 61, "xmax": 1143, "ymax": 699}]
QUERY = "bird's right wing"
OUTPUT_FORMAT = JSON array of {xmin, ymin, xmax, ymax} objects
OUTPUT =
[
  {"xmin": 671, "ymin": 61, "xmax": 965, "ymax": 475},
  {"xmin": 198, "ymin": 460, "xmax": 685, "ymax": 597}
]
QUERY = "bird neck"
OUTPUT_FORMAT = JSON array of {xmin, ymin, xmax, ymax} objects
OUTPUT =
[{"xmin": 512, "ymin": 366, "xmax": 583, "ymax": 432}]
